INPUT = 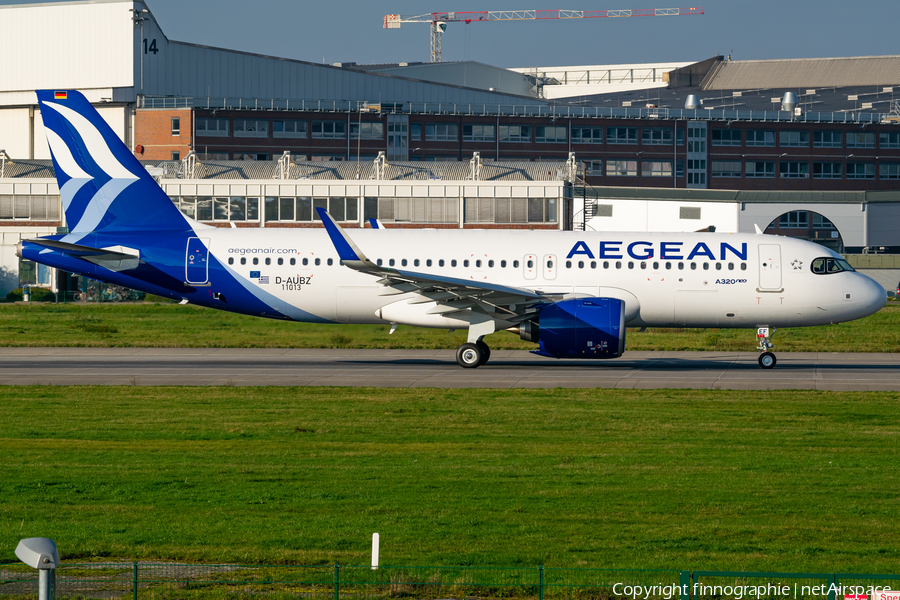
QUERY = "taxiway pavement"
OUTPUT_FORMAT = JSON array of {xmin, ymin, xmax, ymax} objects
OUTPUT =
[{"xmin": 0, "ymin": 348, "xmax": 898, "ymax": 390}]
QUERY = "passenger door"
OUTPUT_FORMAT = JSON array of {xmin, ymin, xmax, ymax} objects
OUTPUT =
[
  {"xmin": 185, "ymin": 237, "xmax": 210, "ymax": 284},
  {"xmin": 542, "ymin": 254, "xmax": 557, "ymax": 280},
  {"xmin": 758, "ymin": 243, "xmax": 782, "ymax": 291}
]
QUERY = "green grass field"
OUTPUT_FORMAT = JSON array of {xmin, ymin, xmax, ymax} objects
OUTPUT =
[
  {"xmin": 1, "ymin": 386, "xmax": 899, "ymax": 572},
  {"xmin": 0, "ymin": 303, "xmax": 898, "ymax": 352}
]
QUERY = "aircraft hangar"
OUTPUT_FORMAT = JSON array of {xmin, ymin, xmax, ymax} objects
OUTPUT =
[{"xmin": 0, "ymin": 0, "xmax": 899, "ymax": 296}]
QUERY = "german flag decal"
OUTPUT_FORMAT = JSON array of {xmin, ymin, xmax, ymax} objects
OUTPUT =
[{"xmin": 54, "ymin": 91, "xmax": 67, "ymax": 99}]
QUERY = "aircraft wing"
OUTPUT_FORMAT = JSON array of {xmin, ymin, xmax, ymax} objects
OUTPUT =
[{"xmin": 317, "ymin": 208, "xmax": 544, "ymax": 321}]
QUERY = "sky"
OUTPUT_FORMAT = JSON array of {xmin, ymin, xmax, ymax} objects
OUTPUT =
[{"xmin": 135, "ymin": 0, "xmax": 900, "ymax": 68}]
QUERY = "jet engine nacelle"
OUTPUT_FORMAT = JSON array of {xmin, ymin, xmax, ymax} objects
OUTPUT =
[{"xmin": 528, "ymin": 298, "xmax": 626, "ymax": 359}]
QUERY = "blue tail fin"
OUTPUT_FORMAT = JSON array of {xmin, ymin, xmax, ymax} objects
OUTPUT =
[{"xmin": 36, "ymin": 90, "xmax": 190, "ymax": 239}]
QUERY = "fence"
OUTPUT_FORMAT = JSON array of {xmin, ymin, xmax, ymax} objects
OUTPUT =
[{"xmin": 1, "ymin": 564, "xmax": 898, "ymax": 600}]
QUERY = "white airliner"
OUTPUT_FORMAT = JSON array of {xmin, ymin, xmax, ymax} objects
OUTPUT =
[{"xmin": 18, "ymin": 90, "xmax": 886, "ymax": 369}]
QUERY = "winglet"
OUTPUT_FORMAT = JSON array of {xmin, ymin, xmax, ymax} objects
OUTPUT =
[
  {"xmin": 368, "ymin": 218, "xmax": 385, "ymax": 229},
  {"xmin": 316, "ymin": 207, "xmax": 369, "ymax": 264},
  {"xmin": 754, "ymin": 223, "xmax": 763, "ymax": 234}
]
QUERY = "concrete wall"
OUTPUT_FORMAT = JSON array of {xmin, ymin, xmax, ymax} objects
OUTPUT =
[{"xmin": 584, "ymin": 199, "xmax": 739, "ymax": 233}]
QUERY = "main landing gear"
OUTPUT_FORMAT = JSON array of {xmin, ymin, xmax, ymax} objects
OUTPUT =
[
  {"xmin": 457, "ymin": 340, "xmax": 491, "ymax": 368},
  {"xmin": 756, "ymin": 327, "xmax": 777, "ymax": 369}
]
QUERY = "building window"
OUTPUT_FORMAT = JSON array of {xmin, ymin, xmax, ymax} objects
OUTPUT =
[
  {"xmin": 171, "ymin": 152, "xmax": 180, "ymax": 161},
  {"xmin": 641, "ymin": 160, "xmax": 673, "ymax": 177},
  {"xmin": 312, "ymin": 121, "xmax": 346, "ymax": 139},
  {"xmin": 171, "ymin": 117, "xmax": 180, "ymax": 136},
  {"xmin": 680, "ymin": 207, "xmax": 701, "ymax": 220},
  {"xmin": 846, "ymin": 132, "xmax": 875, "ymax": 148},
  {"xmin": 425, "ymin": 123, "xmax": 458, "ymax": 141},
  {"xmin": 687, "ymin": 159, "xmax": 706, "ymax": 171},
  {"xmin": 606, "ymin": 160, "xmax": 637, "ymax": 176},
  {"xmin": 879, "ymin": 132, "xmax": 900, "ymax": 149},
  {"xmin": 814, "ymin": 131, "xmax": 842, "ymax": 148},
  {"xmin": 746, "ymin": 161, "xmax": 775, "ymax": 178},
  {"xmin": 846, "ymin": 163, "xmax": 875, "ymax": 179},
  {"xmin": 351, "ymin": 122, "xmax": 384, "ymax": 140},
  {"xmin": 779, "ymin": 130, "xmax": 809, "ymax": 147},
  {"xmin": 535, "ymin": 125, "xmax": 566, "ymax": 143},
  {"xmin": 711, "ymin": 129, "xmax": 741, "ymax": 146},
  {"xmin": 711, "ymin": 161, "xmax": 741, "ymax": 177},
  {"xmin": 0, "ymin": 195, "xmax": 60, "ymax": 220},
  {"xmin": 572, "ymin": 127, "xmax": 602, "ymax": 144},
  {"xmin": 812, "ymin": 214, "xmax": 835, "ymax": 229},
  {"xmin": 593, "ymin": 204, "xmax": 613, "ymax": 217},
  {"xmin": 879, "ymin": 163, "xmax": 900, "ymax": 179},
  {"xmin": 779, "ymin": 211, "xmax": 809, "ymax": 228},
  {"xmin": 499, "ymin": 125, "xmax": 531, "ymax": 142},
  {"xmin": 780, "ymin": 161, "xmax": 809, "ymax": 178},
  {"xmin": 641, "ymin": 127, "xmax": 673, "ymax": 145},
  {"xmin": 746, "ymin": 130, "xmax": 775, "ymax": 147},
  {"xmin": 195, "ymin": 118, "xmax": 229, "ymax": 137},
  {"xmin": 584, "ymin": 160, "xmax": 602, "ymax": 175},
  {"xmin": 235, "ymin": 153, "xmax": 268, "ymax": 161},
  {"xmin": 273, "ymin": 120, "xmax": 307, "ymax": 138},
  {"xmin": 813, "ymin": 162, "xmax": 842, "ymax": 179},
  {"xmin": 410, "ymin": 123, "xmax": 422, "ymax": 140},
  {"xmin": 463, "ymin": 124, "xmax": 495, "ymax": 142},
  {"xmin": 233, "ymin": 119, "xmax": 269, "ymax": 138},
  {"xmin": 607, "ymin": 127, "xmax": 637, "ymax": 144}
]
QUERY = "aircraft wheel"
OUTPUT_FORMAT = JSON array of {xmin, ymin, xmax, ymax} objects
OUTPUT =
[
  {"xmin": 475, "ymin": 341, "xmax": 491, "ymax": 365},
  {"xmin": 758, "ymin": 352, "xmax": 777, "ymax": 369},
  {"xmin": 456, "ymin": 343, "xmax": 483, "ymax": 368}
]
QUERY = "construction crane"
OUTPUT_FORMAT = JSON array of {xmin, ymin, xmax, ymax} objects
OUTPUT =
[{"xmin": 384, "ymin": 7, "xmax": 703, "ymax": 63}]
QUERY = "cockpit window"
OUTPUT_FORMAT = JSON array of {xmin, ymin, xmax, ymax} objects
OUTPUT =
[{"xmin": 811, "ymin": 257, "xmax": 855, "ymax": 274}]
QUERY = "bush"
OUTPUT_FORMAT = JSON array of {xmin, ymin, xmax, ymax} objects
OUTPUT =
[{"xmin": 6, "ymin": 287, "xmax": 56, "ymax": 302}]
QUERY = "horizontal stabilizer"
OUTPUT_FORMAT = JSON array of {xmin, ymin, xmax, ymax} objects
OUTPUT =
[{"xmin": 22, "ymin": 238, "xmax": 140, "ymax": 272}]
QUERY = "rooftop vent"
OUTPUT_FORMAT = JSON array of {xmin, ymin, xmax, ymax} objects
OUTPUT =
[
  {"xmin": 781, "ymin": 91, "xmax": 797, "ymax": 112},
  {"xmin": 684, "ymin": 94, "xmax": 700, "ymax": 109}
]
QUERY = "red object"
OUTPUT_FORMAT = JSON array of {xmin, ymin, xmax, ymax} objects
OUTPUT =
[{"xmin": 135, "ymin": 145, "xmax": 144, "ymax": 154}]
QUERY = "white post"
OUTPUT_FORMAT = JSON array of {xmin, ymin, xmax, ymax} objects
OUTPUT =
[{"xmin": 371, "ymin": 533, "xmax": 380, "ymax": 570}]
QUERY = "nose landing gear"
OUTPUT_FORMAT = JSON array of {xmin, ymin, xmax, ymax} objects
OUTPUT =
[{"xmin": 756, "ymin": 327, "xmax": 777, "ymax": 369}]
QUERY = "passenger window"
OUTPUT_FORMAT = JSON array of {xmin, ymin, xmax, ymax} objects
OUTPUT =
[
  {"xmin": 513, "ymin": 260, "xmax": 519, "ymax": 268},
  {"xmin": 715, "ymin": 263, "xmax": 722, "ymax": 270},
  {"xmin": 703, "ymin": 263, "xmax": 709, "ymax": 270},
  {"xmin": 414, "ymin": 259, "xmax": 419, "ymax": 267},
  {"xmin": 578, "ymin": 261, "xmax": 584, "ymax": 269},
  {"xmin": 290, "ymin": 258, "xmax": 296, "ymax": 266},
  {"xmin": 590, "ymin": 261, "xmax": 596, "ymax": 269},
  {"xmin": 228, "ymin": 257, "xmax": 234, "ymax": 265},
  {"xmin": 526, "ymin": 260, "xmax": 533, "ymax": 268},
  {"xmin": 690, "ymin": 263, "xmax": 696, "ymax": 270},
  {"xmin": 501, "ymin": 260, "xmax": 506, "ymax": 268},
  {"xmin": 377, "ymin": 258, "xmax": 383, "ymax": 266},
  {"xmin": 402, "ymin": 259, "xmax": 408, "ymax": 267},
  {"xmin": 302, "ymin": 258, "xmax": 308, "ymax": 266},
  {"xmin": 652, "ymin": 261, "xmax": 659, "ymax": 270},
  {"xmin": 253, "ymin": 257, "xmax": 259, "ymax": 265},
  {"xmin": 641, "ymin": 262, "xmax": 647, "ymax": 269},
  {"xmin": 278, "ymin": 258, "xmax": 283, "ymax": 266},
  {"xmin": 240, "ymin": 257, "xmax": 246, "ymax": 265},
  {"xmin": 464, "ymin": 260, "xmax": 470, "ymax": 267},
  {"xmin": 603, "ymin": 261, "xmax": 609, "ymax": 269},
  {"xmin": 741, "ymin": 263, "xmax": 747, "ymax": 271},
  {"xmin": 489, "ymin": 260, "xmax": 494, "ymax": 268},
  {"xmin": 547, "ymin": 260, "xmax": 553, "ymax": 268},
  {"xmin": 476, "ymin": 260, "xmax": 481, "ymax": 267},
  {"xmin": 728, "ymin": 263, "xmax": 734, "ymax": 270},
  {"xmin": 389, "ymin": 259, "xmax": 395, "ymax": 266},
  {"xmin": 616, "ymin": 261, "xmax": 622, "ymax": 269},
  {"xmin": 315, "ymin": 258, "xmax": 321, "ymax": 266},
  {"xmin": 677, "ymin": 262, "xmax": 684, "ymax": 270},
  {"xmin": 327, "ymin": 258, "xmax": 333, "ymax": 266},
  {"xmin": 426, "ymin": 259, "xmax": 432, "ymax": 267},
  {"xmin": 265, "ymin": 258, "xmax": 271, "ymax": 265},
  {"xmin": 452, "ymin": 259, "xmax": 457, "ymax": 267},
  {"xmin": 665, "ymin": 262, "xmax": 671, "ymax": 270},
  {"xmin": 628, "ymin": 261, "xmax": 634, "ymax": 269},
  {"xmin": 565, "ymin": 261, "xmax": 572, "ymax": 268},
  {"xmin": 439, "ymin": 259, "xmax": 445, "ymax": 267}
]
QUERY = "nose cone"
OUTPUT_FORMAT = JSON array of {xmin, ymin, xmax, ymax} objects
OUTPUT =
[{"xmin": 858, "ymin": 272, "xmax": 887, "ymax": 313}]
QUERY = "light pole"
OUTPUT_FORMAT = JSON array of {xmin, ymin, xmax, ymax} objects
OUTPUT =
[{"xmin": 15, "ymin": 538, "xmax": 60, "ymax": 600}]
